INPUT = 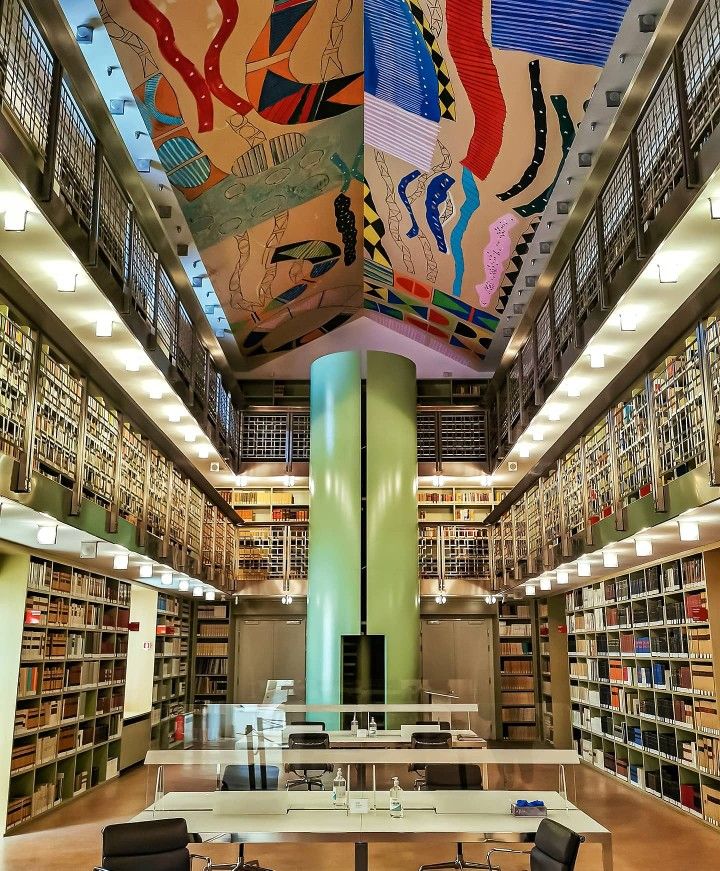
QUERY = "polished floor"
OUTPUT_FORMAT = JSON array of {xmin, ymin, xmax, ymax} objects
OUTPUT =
[{"xmin": 1, "ymin": 763, "xmax": 718, "ymax": 871}]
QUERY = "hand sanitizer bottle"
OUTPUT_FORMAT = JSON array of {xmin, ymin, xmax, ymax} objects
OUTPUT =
[
  {"xmin": 389, "ymin": 777, "xmax": 404, "ymax": 818},
  {"xmin": 332, "ymin": 767, "xmax": 347, "ymax": 807},
  {"xmin": 369, "ymin": 716, "xmax": 377, "ymax": 736},
  {"xmin": 351, "ymin": 713, "xmax": 358, "ymax": 736}
]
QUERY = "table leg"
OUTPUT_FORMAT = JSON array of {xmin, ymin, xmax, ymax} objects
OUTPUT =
[
  {"xmin": 601, "ymin": 834, "xmax": 613, "ymax": 871},
  {"xmin": 355, "ymin": 842, "xmax": 369, "ymax": 871}
]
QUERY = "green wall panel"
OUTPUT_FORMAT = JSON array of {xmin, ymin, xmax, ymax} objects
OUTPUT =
[
  {"xmin": 306, "ymin": 352, "xmax": 362, "ymax": 724},
  {"xmin": 365, "ymin": 352, "xmax": 420, "ymax": 706}
]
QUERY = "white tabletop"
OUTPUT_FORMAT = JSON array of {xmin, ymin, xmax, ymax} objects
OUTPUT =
[{"xmin": 228, "ymin": 704, "xmax": 479, "ymax": 714}]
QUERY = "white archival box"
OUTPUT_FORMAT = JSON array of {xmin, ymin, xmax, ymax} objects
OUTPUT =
[{"xmin": 399, "ymin": 723, "xmax": 441, "ymax": 741}]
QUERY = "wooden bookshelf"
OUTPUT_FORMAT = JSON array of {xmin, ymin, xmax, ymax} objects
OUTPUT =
[
  {"xmin": 151, "ymin": 593, "xmax": 190, "ymax": 749},
  {"xmin": 497, "ymin": 601, "xmax": 539, "ymax": 740},
  {"xmin": 566, "ymin": 550, "xmax": 720, "ymax": 827},
  {"xmin": 0, "ymin": 308, "xmax": 33, "ymax": 460},
  {"xmin": 192, "ymin": 601, "xmax": 230, "ymax": 704},
  {"xmin": 146, "ymin": 448, "xmax": 170, "ymax": 541},
  {"xmin": 119, "ymin": 420, "xmax": 146, "ymax": 528},
  {"xmin": 221, "ymin": 486, "xmax": 310, "ymax": 523},
  {"xmin": 539, "ymin": 600, "xmax": 553, "ymax": 743},
  {"xmin": 83, "ymin": 395, "xmax": 118, "ymax": 509},
  {"xmin": 7, "ymin": 558, "xmax": 129, "ymax": 832},
  {"xmin": 417, "ymin": 486, "xmax": 502, "ymax": 523}
]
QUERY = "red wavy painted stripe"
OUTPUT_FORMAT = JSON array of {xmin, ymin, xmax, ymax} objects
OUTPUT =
[
  {"xmin": 446, "ymin": 0, "xmax": 506, "ymax": 180},
  {"xmin": 204, "ymin": 0, "xmax": 253, "ymax": 115},
  {"xmin": 130, "ymin": 0, "xmax": 214, "ymax": 132}
]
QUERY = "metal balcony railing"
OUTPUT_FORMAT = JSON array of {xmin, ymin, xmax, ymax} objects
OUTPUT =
[{"xmin": 0, "ymin": 0, "xmax": 240, "ymax": 464}]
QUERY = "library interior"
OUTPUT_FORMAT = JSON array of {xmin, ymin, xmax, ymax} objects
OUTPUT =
[{"xmin": 1, "ymin": 0, "xmax": 720, "ymax": 869}]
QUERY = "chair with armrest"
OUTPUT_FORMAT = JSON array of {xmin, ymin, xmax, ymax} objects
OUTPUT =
[
  {"xmin": 485, "ymin": 819, "xmax": 584, "ymax": 871},
  {"xmin": 418, "ymin": 764, "xmax": 487, "ymax": 871},
  {"xmin": 410, "ymin": 731, "xmax": 452, "ymax": 789},
  {"xmin": 415, "ymin": 720, "xmax": 451, "ymax": 730},
  {"xmin": 284, "ymin": 731, "xmax": 333, "ymax": 789},
  {"xmin": 94, "ymin": 818, "xmax": 211, "ymax": 871},
  {"xmin": 220, "ymin": 764, "xmax": 278, "ymax": 871}
]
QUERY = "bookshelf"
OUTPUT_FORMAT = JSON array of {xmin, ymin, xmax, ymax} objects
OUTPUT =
[
  {"xmin": 417, "ymin": 486, "xmax": 502, "ymax": 523},
  {"xmin": 168, "ymin": 467, "xmax": 188, "ymax": 552},
  {"xmin": 151, "ymin": 593, "xmax": 190, "ymax": 749},
  {"xmin": 566, "ymin": 550, "xmax": 720, "ymax": 827},
  {"xmin": 497, "ymin": 601, "xmax": 539, "ymax": 740},
  {"xmin": 539, "ymin": 600, "xmax": 553, "ymax": 742},
  {"xmin": 221, "ymin": 486, "xmax": 310, "ymax": 523},
  {"xmin": 119, "ymin": 420, "xmax": 145, "ymax": 527},
  {"xmin": 192, "ymin": 600, "xmax": 230, "ymax": 704},
  {"xmin": 146, "ymin": 448, "xmax": 170, "ymax": 541},
  {"xmin": 83, "ymin": 395, "xmax": 119, "ymax": 509},
  {"xmin": 0, "ymin": 308, "xmax": 33, "ymax": 461},
  {"xmin": 7, "ymin": 557, "xmax": 129, "ymax": 831}
]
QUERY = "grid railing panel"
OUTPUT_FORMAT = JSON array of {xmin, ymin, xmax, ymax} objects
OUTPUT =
[
  {"xmin": 176, "ymin": 303, "xmax": 193, "ymax": 383},
  {"xmin": 291, "ymin": 411, "xmax": 310, "ymax": 461},
  {"xmin": 207, "ymin": 364, "xmax": 219, "ymax": 422},
  {"xmin": 613, "ymin": 386, "xmax": 653, "ymax": 507},
  {"xmin": 536, "ymin": 302, "xmax": 552, "ymax": 386},
  {"xmin": 443, "ymin": 526, "xmax": 491, "ymax": 580},
  {"xmin": 561, "ymin": 445, "xmax": 585, "ymax": 538},
  {"xmin": 521, "ymin": 335, "xmax": 535, "ymax": 411},
  {"xmin": 417, "ymin": 412, "xmax": 437, "ymax": 461},
  {"xmin": 636, "ymin": 66, "xmax": 683, "ymax": 226},
  {"xmin": 653, "ymin": 334, "xmax": 706, "ymax": 485},
  {"xmin": 128, "ymin": 222, "xmax": 156, "ymax": 322},
  {"xmin": 217, "ymin": 381, "xmax": 229, "ymax": 443},
  {"xmin": 288, "ymin": 525, "xmax": 309, "ymax": 580},
  {"xmin": 419, "ymin": 526, "xmax": 439, "ymax": 578},
  {"xmin": 682, "ymin": 0, "xmax": 720, "ymax": 153},
  {"xmin": 0, "ymin": 0, "xmax": 53, "ymax": 156},
  {"xmin": 98, "ymin": 160, "xmax": 130, "ymax": 279},
  {"xmin": 241, "ymin": 412, "xmax": 288, "ymax": 461},
  {"xmin": 192, "ymin": 338, "xmax": 207, "ymax": 401},
  {"xmin": 439, "ymin": 411, "xmax": 487, "ymax": 462},
  {"xmin": 584, "ymin": 416, "xmax": 613, "ymax": 525},
  {"xmin": 508, "ymin": 361, "xmax": 521, "ymax": 426},
  {"xmin": 55, "ymin": 83, "xmax": 95, "ymax": 229},
  {"xmin": 501, "ymin": 515, "xmax": 514, "ymax": 574},
  {"xmin": 601, "ymin": 149, "xmax": 635, "ymax": 284},
  {"xmin": 575, "ymin": 216, "xmax": 601, "ymax": 321},
  {"xmin": 553, "ymin": 263, "xmax": 574, "ymax": 354},
  {"xmin": 155, "ymin": 268, "xmax": 176, "ymax": 361}
]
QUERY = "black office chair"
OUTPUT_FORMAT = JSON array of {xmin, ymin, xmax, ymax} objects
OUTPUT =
[
  {"xmin": 284, "ymin": 731, "xmax": 333, "ymax": 789},
  {"xmin": 418, "ymin": 764, "xmax": 486, "ymax": 871},
  {"xmin": 410, "ymin": 731, "xmax": 452, "ymax": 789},
  {"xmin": 485, "ymin": 819, "xmax": 584, "ymax": 871},
  {"xmin": 220, "ymin": 765, "xmax": 278, "ymax": 871},
  {"xmin": 415, "ymin": 720, "xmax": 451, "ymax": 730},
  {"xmin": 95, "ymin": 818, "xmax": 211, "ymax": 871}
]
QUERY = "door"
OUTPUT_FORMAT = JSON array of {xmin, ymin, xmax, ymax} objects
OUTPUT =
[
  {"xmin": 234, "ymin": 619, "xmax": 306, "ymax": 703},
  {"xmin": 421, "ymin": 618, "xmax": 495, "ymax": 739}
]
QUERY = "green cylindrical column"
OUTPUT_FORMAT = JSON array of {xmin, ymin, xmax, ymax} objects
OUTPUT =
[
  {"xmin": 365, "ymin": 352, "xmax": 420, "ymax": 706},
  {"xmin": 306, "ymin": 352, "xmax": 362, "ymax": 725}
]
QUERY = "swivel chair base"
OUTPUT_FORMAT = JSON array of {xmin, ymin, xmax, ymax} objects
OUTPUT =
[{"xmin": 419, "ymin": 843, "xmax": 490, "ymax": 871}]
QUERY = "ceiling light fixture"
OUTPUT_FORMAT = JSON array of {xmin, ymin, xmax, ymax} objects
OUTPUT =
[
  {"xmin": 236, "ymin": 474, "xmax": 249, "ymax": 487},
  {"xmin": 57, "ymin": 273, "xmax": 78, "ymax": 293},
  {"xmin": 709, "ymin": 196, "xmax": 720, "ymax": 220},
  {"xmin": 589, "ymin": 349, "xmax": 605, "ymax": 369},
  {"xmin": 95, "ymin": 315, "xmax": 114, "ymax": 338},
  {"xmin": 657, "ymin": 260, "xmax": 679, "ymax": 284},
  {"xmin": 525, "ymin": 584, "xmax": 536, "ymax": 596},
  {"xmin": 518, "ymin": 444, "xmax": 531, "ymax": 459},
  {"xmin": 547, "ymin": 406, "xmax": 563, "ymax": 422},
  {"xmin": 478, "ymin": 475, "xmax": 493, "ymax": 487},
  {"xmin": 192, "ymin": 585, "xmax": 204, "ymax": 598},
  {"xmin": 112, "ymin": 552, "xmax": 129, "ymax": 570},
  {"xmin": 147, "ymin": 383, "xmax": 164, "ymax": 400},
  {"xmin": 205, "ymin": 590, "xmax": 216, "ymax": 601},
  {"xmin": 124, "ymin": 353, "xmax": 142, "ymax": 372},
  {"xmin": 557, "ymin": 570, "xmax": 569, "ymax": 585},
  {"xmin": 566, "ymin": 379, "xmax": 582, "ymax": 398},
  {"xmin": 80, "ymin": 541, "xmax": 98, "ymax": 559},
  {"xmin": 184, "ymin": 429, "xmax": 197, "ymax": 443},
  {"xmin": 197, "ymin": 445, "xmax": 210, "ymax": 459},
  {"xmin": 36, "ymin": 525, "xmax": 57, "ymax": 545},
  {"xmin": 167, "ymin": 409, "xmax": 182, "ymax": 423},
  {"xmin": 160, "ymin": 572, "xmax": 173, "ymax": 586},
  {"xmin": 577, "ymin": 560, "xmax": 592, "ymax": 577},
  {"xmin": 178, "ymin": 579, "xmax": 190, "ymax": 592},
  {"xmin": 431, "ymin": 474, "xmax": 445, "ymax": 487},
  {"xmin": 678, "ymin": 519, "xmax": 700, "ymax": 542},
  {"xmin": 540, "ymin": 577, "xmax": 552, "ymax": 591},
  {"xmin": 619, "ymin": 310, "xmax": 637, "ymax": 332},
  {"xmin": 283, "ymin": 474, "xmax": 296, "ymax": 487},
  {"xmin": 635, "ymin": 539, "xmax": 653, "ymax": 557},
  {"xmin": 603, "ymin": 551, "xmax": 619, "ymax": 568},
  {"xmin": 4, "ymin": 207, "xmax": 27, "ymax": 231},
  {"xmin": 139, "ymin": 564, "xmax": 153, "ymax": 579},
  {"xmin": 531, "ymin": 428, "xmax": 544, "ymax": 442}
]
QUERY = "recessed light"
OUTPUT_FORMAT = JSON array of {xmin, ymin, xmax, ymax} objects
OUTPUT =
[
  {"xmin": 178, "ymin": 579, "xmax": 190, "ymax": 592},
  {"xmin": 678, "ymin": 520, "xmax": 700, "ymax": 542},
  {"xmin": 139, "ymin": 564, "xmax": 153, "ymax": 578},
  {"xmin": 619, "ymin": 311, "xmax": 637, "ymax": 332},
  {"xmin": 36, "ymin": 525, "xmax": 57, "ymax": 545},
  {"xmin": 197, "ymin": 445, "xmax": 210, "ymax": 459},
  {"xmin": 283, "ymin": 474, "xmax": 296, "ymax": 487},
  {"xmin": 113, "ymin": 552, "xmax": 129, "ymax": 570},
  {"xmin": 577, "ymin": 560, "xmax": 592, "ymax": 577},
  {"xmin": 635, "ymin": 539, "xmax": 653, "ymax": 557},
  {"xmin": 709, "ymin": 197, "xmax": 720, "ymax": 220},
  {"xmin": 540, "ymin": 577, "xmax": 552, "ymax": 591},
  {"xmin": 205, "ymin": 590, "xmax": 216, "ymax": 601},
  {"xmin": 657, "ymin": 260, "xmax": 679, "ymax": 284},
  {"xmin": 603, "ymin": 551, "xmax": 619, "ymax": 568},
  {"xmin": 589, "ymin": 349, "xmax": 605, "ymax": 369},
  {"xmin": 4, "ymin": 208, "xmax": 27, "ymax": 231},
  {"xmin": 525, "ymin": 584, "xmax": 536, "ymax": 596},
  {"xmin": 80, "ymin": 541, "xmax": 97, "ymax": 559},
  {"xmin": 531, "ymin": 429, "xmax": 544, "ymax": 442},
  {"xmin": 236, "ymin": 474, "xmax": 248, "ymax": 487},
  {"xmin": 566, "ymin": 379, "xmax": 581, "ymax": 398},
  {"xmin": 160, "ymin": 572, "xmax": 173, "ymax": 586},
  {"xmin": 556, "ymin": 570, "xmax": 569, "ymax": 585},
  {"xmin": 547, "ymin": 406, "xmax": 563, "ymax": 422},
  {"xmin": 192, "ymin": 585, "xmax": 204, "ymax": 597},
  {"xmin": 96, "ymin": 315, "xmax": 114, "ymax": 338},
  {"xmin": 184, "ymin": 429, "xmax": 197, "ymax": 443},
  {"xmin": 168, "ymin": 409, "xmax": 182, "ymax": 423},
  {"xmin": 518, "ymin": 444, "xmax": 531, "ymax": 459},
  {"xmin": 57, "ymin": 273, "xmax": 77, "ymax": 293},
  {"xmin": 125, "ymin": 353, "xmax": 142, "ymax": 372},
  {"xmin": 147, "ymin": 383, "xmax": 164, "ymax": 400}
]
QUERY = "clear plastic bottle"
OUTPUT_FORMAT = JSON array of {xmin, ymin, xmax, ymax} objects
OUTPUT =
[
  {"xmin": 350, "ymin": 713, "xmax": 358, "ymax": 736},
  {"xmin": 389, "ymin": 776, "xmax": 404, "ymax": 818},
  {"xmin": 368, "ymin": 716, "xmax": 377, "ymax": 736},
  {"xmin": 332, "ymin": 767, "xmax": 347, "ymax": 807}
]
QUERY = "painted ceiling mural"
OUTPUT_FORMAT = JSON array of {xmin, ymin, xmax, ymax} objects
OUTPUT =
[{"xmin": 98, "ymin": 0, "xmax": 631, "ymax": 367}]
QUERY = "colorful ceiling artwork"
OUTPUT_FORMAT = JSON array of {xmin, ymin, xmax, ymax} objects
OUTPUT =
[
  {"xmin": 98, "ymin": 0, "xmax": 631, "ymax": 369},
  {"xmin": 363, "ymin": 0, "xmax": 631, "ymax": 363}
]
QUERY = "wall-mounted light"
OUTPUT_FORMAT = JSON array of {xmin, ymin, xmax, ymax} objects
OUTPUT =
[
  {"xmin": 589, "ymin": 349, "xmax": 605, "ymax": 369},
  {"xmin": 434, "ymin": 593, "xmax": 447, "ymax": 605},
  {"xmin": 178, "ymin": 579, "xmax": 190, "ymax": 592},
  {"xmin": 139, "ymin": 564, "xmax": 153, "ymax": 578},
  {"xmin": 192, "ymin": 585, "xmax": 204, "ymax": 597},
  {"xmin": 283, "ymin": 474, "xmax": 296, "ymax": 487},
  {"xmin": 36, "ymin": 525, "xmax": 57, "ymax": 545},
  {"xmin": 160, "ymin": 572, "xmax": 173, "ymax": 586},
  {"xmin": 113, "ymin": 552, "xmax": 129, "ymax": 570},
  {"xmin": 80, "ymin": 541, "xmax": 98, "ymax": 559},
  {"xmin": 678, "ymin": 520, "xmax": 700, "ymax": 542},
  {"xmin": 635, "ymin": 539, "xmax": 653, "ymax": 557},
  {"xmin": 431, "ymin": 474, "xmax": 445, "ymax": 487},
  {"xmin": 478, "ymin": 475, "xmax": 493, "ymax": 487},
  {"xmin": 57, "ymin": 273, "xmax": 78, "ymax": 293},
  {"xmin": 4, "ymin": 208, "xmax": 27, "ymax": 231},
  {"xmin": 709, "ymin": 197, "xmax": 720, "ymax": 220},
  {"xmin": 603, "ymin": 551, "xmax": 619, "ymax": 568},
  {"xmin": 557, "ymin": 570, "xmax": 569, "ymax": 585},
  {"xmin": 236, "ymin": 474, "xmax": 248, "ymax": 487},
  {"xmin": 540, "ymin": 577, "xmax": 552, "ymax": 591},
  {"xmin": 95, "ymin": 315, "xmax": 114, "ymax": 338},
  {"xmin": 281, "ymin": 594, "xmax": 294, "ymax": 605},
  {"xmin": 577, "ymin": 560, "xmax": 592, "ymax": 577}
]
